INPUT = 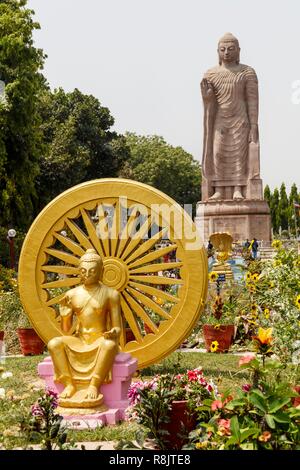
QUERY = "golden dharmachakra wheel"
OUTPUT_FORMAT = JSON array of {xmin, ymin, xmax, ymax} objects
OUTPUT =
[{"xmin": 19, "ymin": 179, "xmax": 208, "ymax": 368}]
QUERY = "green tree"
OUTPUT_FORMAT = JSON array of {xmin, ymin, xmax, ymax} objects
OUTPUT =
[
  {"xmin": 122, "ymin": 133, "xmax": 201, "ymax": 212},
  {"xmin": 270, "ymin": 188, "xmax": 280, "ymax": 234},
  {"xmin": 0, "ymin": 0, "xmax": 46, "ymax": 228},
  {"xmin": 278, "ymin": 183, "xmax": 289, "ymax": 231},
  {"xmin": 288, "ymin": 183, "xmax": 299, "ymax": 236},
  {"xmin": 36, "ymin": 88, "xmax": 129, "ymax": 210},
  {"xmin": 264, "ymin": 184, "xmax": 272, "ymax": 208}
]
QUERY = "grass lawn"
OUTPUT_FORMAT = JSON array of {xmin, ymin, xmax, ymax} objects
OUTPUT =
[{"xmin": 0, "ymin": 351, "xmax": 251, "ymax": 449}]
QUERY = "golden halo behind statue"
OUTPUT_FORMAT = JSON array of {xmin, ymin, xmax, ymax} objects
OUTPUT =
[{"xmin": 18, "ymin": 179, "xmax": 207, "ymax": 368}]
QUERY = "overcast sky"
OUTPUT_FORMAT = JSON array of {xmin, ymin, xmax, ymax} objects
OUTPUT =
[{"xmin": 27, "ymin": 0, "xmax": 300, "ymax": 192}]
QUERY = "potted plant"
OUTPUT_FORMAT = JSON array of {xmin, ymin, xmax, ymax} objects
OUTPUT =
[
  {"xmin": 126, "ymin": 368, "xmax": 218, "ymax": 450},
  {"xmin": 202, "ymin": 273, "xmax": 236, "ymax": 353},
  {"xmin": 17, "ymin": 312, "xmax": 45, "ymax": 356}
]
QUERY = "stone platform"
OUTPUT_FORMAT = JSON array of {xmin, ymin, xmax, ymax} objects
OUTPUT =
[
  {"xmin": 195, "ymin": 199, "xmax": 271, "ymax": 243},
  {"xmin": 38, "ymin": 352, "xmax": 138, "ymax": 428}
]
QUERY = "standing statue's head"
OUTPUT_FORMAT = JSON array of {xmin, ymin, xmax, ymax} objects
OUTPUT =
[
  {"xmin": 218, "ymin": 32, "xmax": 240, "ymax": 65},
  {"xmin": 79, "ymin": 248, "xmax": 103, "ymax": 286}
]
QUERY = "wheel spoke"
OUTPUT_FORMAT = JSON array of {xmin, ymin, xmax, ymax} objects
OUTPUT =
[
  {"xmin": 80, "ymin": 208, "xmax": 106, "ymax": 258},
  {"xmin": 44, "ymin": 248, "xmax": 80, "ymax": 266},
  {"xmin": 127, "ymin": 286, "xmax": 171, "ymax": 320},
  {"xmin": 120, "ymin": 215, "xmax": 151, "ymax": 261},
  {"xmin": 116, "ymin": 207, "xmax": 140, "ymax": 258},
  {"xmin": 128, "ymin": 244, "xmax": 177, "ymax": 269},
  {"xmin": 128, "ymin": 281, "xmax": 180, "ymax": 303},
  {"xmin": 130, "ymin": 261, "xmax": 182, "ymax": 275},
  {"xmin": 123, "ymin": 290, "xmax": 159, "ymax": 333},
  {"xmin": 42, "ymin": 265, "xmax": 79, "ymax": 275},
  {"xmin": 120, "ymin": 295, "xmax": 143, "ymax": 343},
  {"xmin": 41, "ymin": 278, "xmax": 81, "ymax": 289},
  {"xmin": 129, "ymin": 275, "xmax": 183, "ymax": 285},
  {"xmin": 46, "ymin": 292, "xmax": 67, "ymax": 306},
  {"xmin": 124, "ymin": 227, "xmax": 167, "ymax": 265},
  {"xmin": 65, "ymin": 219, "xmax": 95, "ymax": 251},
  {"xmin": 110, "ymin": 202, "xmax": 121, "ymax": 257},
  {"xmin": 54, "ymin": 232, "xmax": 86, "ymax": 257},
  {"xmin": 95, "ymin": 204, "xmax": 110, "ymax": 257}
]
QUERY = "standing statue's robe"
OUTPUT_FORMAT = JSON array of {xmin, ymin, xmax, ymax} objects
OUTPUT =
[{"xmin": 202, "ymin": 64, "xmax": 258, "ymax": 183}]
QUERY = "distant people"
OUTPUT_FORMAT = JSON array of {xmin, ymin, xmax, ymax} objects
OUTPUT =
[
  {"xmin": 250, "ymin": 238, "xmax": 259, "ymax": 259},
  {"xmin": 207, "ymin": 240, "xmax": 214, "ymax": 259},
  {"xmin": 244, "ymin": 239, "xmax": 251, "ymax": 249}
]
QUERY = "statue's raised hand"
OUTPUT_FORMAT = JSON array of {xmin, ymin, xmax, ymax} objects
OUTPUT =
[
  {"xmin": 201, "ymin": 78, "xmax": 215, "ymax": 103},
  {"xmin": 59, "ymin": 305, "xmax": 72, "ymax": 318}
]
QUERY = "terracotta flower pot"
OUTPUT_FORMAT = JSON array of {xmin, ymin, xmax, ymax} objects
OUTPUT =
[
  {"xmin": 17, "ymin": 328, "xmax": 45, "ymax": 356},
  {"xmin": 0, "ymin": 331, "xmax": 4, "ymax": 342},
  {"xmin": 161, "ymin": 400, "xmax": 196, "ymax": 450},
  {"xmin": 203, "ymin": 324, "xmax": 235, "ymax": 353}
]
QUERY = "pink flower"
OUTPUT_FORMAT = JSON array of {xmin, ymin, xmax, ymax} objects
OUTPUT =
[
  {"xmin": 45, "ymin": 388, "xmax": 58, "ymax": 408},
  {"xmin": 31, "ymin": 404, "xmax": 44, "ymax": 417},
  {"xmin": 218, "ymin": 418, "xmax": 230, "ymax": 429},
  {"xmin": 238, "ymin": 353, "xmax": 256, "ymax": 367},
  {"xmin": 217, "ymin": 419, "xmax": 231, "ymax": 436},
  {"xmin": 211, "ymin": 399, "xmax": 223, "ymax": 411}
]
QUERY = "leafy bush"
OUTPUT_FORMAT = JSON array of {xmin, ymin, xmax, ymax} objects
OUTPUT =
[{"xmin": 186, "ymin": 350, "xmax": 300, "ymax": 450}]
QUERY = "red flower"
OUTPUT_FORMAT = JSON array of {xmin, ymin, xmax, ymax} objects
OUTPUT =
[{"xmin": 187, "ymin": 370, "xmax": 198, "ymax": 382}]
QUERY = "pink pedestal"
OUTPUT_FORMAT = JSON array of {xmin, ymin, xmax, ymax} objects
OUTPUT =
[{"xmin": 38, "ymin": 352, "xmax": 138, "ymax": 429}]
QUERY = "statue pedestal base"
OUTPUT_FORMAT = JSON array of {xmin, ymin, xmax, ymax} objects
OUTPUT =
[
  {"xmin": 195, "ymin": 199, "xmax": 271, "ymax": 243},
  {"xmin": 38, "ymin": 352, "xmax": 138, "ymax": 428}
]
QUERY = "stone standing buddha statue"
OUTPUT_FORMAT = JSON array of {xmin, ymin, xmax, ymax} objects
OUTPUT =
[
  {"xmin": 201, "ymin": 32, "xmax": 259, "ymax": 201},
  {"xmin": 48, "ymin": 248, "xmax": 121, "ymax": 408}
]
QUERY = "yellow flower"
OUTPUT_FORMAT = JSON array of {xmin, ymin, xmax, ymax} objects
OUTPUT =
[
  {"xmin": 269, "ymin": 281, "xmax": 275, "ymax": 288},
  {"xmin": 296, "ymin": 295, "xmax": 300, "ymax": 310},
  {"xmin": 246, "ymin": 272, "xmax": 252, "ymax": 281},
  {"xmin": 195, "ymin": 441, "xmax": 209, "ymax": 449},
  {"xmin": 209, "ymin": 271, "xmax": 218, "ymax": 282},
  {"xmin": 210, "ymin": 341, "xmax": 219, "ymax": 352},
  {"xmin": 273, "ymin": 260, "xmax": 282, "ymax": 267},
  {"xmin": 271, "ymin": 240, "xmax": 282, "ymax": 250},
  {"xmin": 254, "ymin": 327, "xmax": 273, "ymax": 345},
  {"xmin": 10, "ymin": 279, "xmax": 17, "ymax": 287},
  {"xmin": 154, "ymin": 297, "xmax": 164, "ymax": 306},
  {"xmin": 250, "ymin": 304, "xmax": 258, "ymax": 314},
  {"xmin": 214, "ymin": 324, "xmax": 221, "ymax": 330},
  {"xmin": 264, "ymin": 308, "xmax": 270, "ymax": 319},
  {"xmin": 251, "ymin": 273, "xmax": 260, "ymax": 282},
  {"xmin": 246, "ymin": 282, "xmax": 256, "ymax": 293}
]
